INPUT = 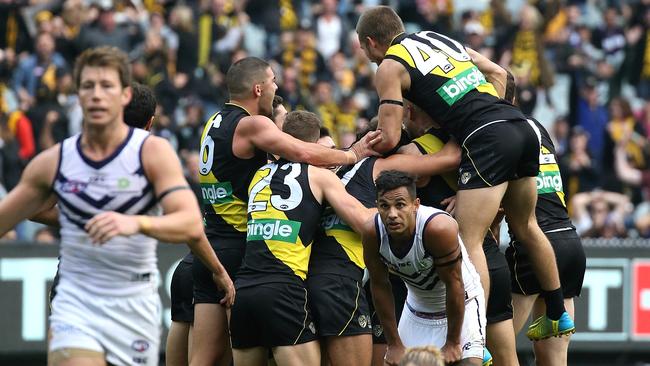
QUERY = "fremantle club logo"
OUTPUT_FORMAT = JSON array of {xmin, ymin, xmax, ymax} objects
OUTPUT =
[{"xmin": 131, "ymin": 339, "xmax": 150, "ymax": 353}]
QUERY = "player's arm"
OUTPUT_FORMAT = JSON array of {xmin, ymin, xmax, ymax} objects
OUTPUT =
[
  {"xmin": 467, "ymin": 47, "xmax": 507, "ymax": 99},
  {"xmin": 361, "ymin": 218, "xmax": 405, "ymax": 363},
  {"xmin": 0, "ymin": 146, "xmax": 59, "ymax": 236},
  {"xmin": 374, "ymin": 59, "xmax": 408, "ymax": 153},
  {"xmin": 422, "ymin": 214, "xmax": 465, "ymax": 363},
  {"xmin": 375, "ymin": 139, "xmax": 461, "ymax": 177},
  {"xmin": 239, "ymin": 115, "xmax": 380, "ymax": 167},
  {"xmin": 309, "ymin": 166, "xmax": 374, "ymax": 233},
  {"xmin": 30, "ymin": 195, "xmax": 60, "ymax": 227}
]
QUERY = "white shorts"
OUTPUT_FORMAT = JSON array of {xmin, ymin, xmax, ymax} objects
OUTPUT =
[
  {"xmin": 398, "ymin": 295, "xmax": 486, "ymax": 360},
  {"xmin": 49, "ymin": 281, "xmax": 161, "ymax": 366}
]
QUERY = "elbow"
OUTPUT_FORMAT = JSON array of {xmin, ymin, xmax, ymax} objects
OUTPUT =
[
  {"xmin": 186, "ymin": 223, "xmax": 205, "ymax": 245},
  {"xmin": 375, "ymin": 134, "xmax": 399, "ymax": 154},
  {"xmin": 445, "ymin": 151, "xmax": 461, "ymax": 172}
]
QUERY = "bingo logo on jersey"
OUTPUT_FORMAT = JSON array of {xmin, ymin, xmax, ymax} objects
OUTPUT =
[
  {"xmin": 437, "ymin": 66, "xmax": 489, "ymax": 106},
  {"xmin": 247, "ymin": 219, "xmax": 301, "ymax": 243}
]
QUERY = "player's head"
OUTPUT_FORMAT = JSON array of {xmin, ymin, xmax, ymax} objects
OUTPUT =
[
  {"xmin": 317, "ymin": 127, "xmax": 336, "ymax": 149},
  {"xmin": 398, "ymin": 346, "xmax": 444, "ymax": 366},
  {"xmin": 375, "ymin": 170, "xmax": 419, "ymax": 236},
  {"xmin": 403, "ymin": 100, "xmax": 436, "ymax": 139},
  {"xmin": 74, "ymin": 46, "xmax": 132, "ymax": 127},
  {"xmin": 272, "ymin": 95, "xmax": 287, "ymax": 129},
  {"xmin": 226, "ymin": 57, "xmax": 277, "ymax": 118},
  {"xmin": 124, "ymin": 82, "xmax": 156, "ymax": 130},
  {"xmin": 282, "ymin": 110, "xmax": 321, "ymax": 143},
  {"xmin": 356, "ymin": 6, "xmax": 405, "ymax": 64}
]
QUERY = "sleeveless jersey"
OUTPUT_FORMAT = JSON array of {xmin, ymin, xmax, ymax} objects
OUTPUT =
[
  {"xmin": 411, "ymin": 128, "xmax": 457, "ymax": 209},
  {"xmin": 529, "ymin": 119, "xmax": 574, "ymax": 233},
  {"xmin": 309, "ymin": 157, "xmax": 377, "ymax": 280},
  {"xmin": 199, "ymin": 103, "xmax": 267, "ymax": 242},
  {"xmin": 385, "ymin": 32, "xmax": 525, "ymax": 140},
  {"xmin": 53, "ymin": 128, "xmax": 161, "ymax": 296},
  {"xmin": 236, "ymin": 160, "xmax": 323, "ymax": 288},
  {"xmin": 376, "ymin": 205, "xmax": 481, "ymax": 313}
]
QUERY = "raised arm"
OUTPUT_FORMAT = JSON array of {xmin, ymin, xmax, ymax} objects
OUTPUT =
[
  {"xmin": 0, "ymin": 146, "xmax": 58, "ymax": 236},
  {"xmin": 467, "ymin": 47, "xmax": 508, "ymax": 98},
  {"xmin": 422, "ymin": 215, "xmax": 465, "ymax": 364},
  {"xmin": 361, "ymin": 218, "xmax": 405, "ymax": 365},
  {"xmin": 309, "ymin": 166, "xmax": 374, "ymax": 233},
  {"xmin": 374, "ymin": 59, "xmax": 409, "ymax": 153},
  {"xmin": 238, "ymin": 115, "xmax": 380, "ymax": 167}
]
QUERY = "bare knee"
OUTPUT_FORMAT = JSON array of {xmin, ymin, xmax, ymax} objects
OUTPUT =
[
  {"xmin": 457, "ymin": 358, "xmax": 482, "ymax": 366},
  {"xmin": 48, "ymin": 348, "xmax": 105, "ymax": 366}
]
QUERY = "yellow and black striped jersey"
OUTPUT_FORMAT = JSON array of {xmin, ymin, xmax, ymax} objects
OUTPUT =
[
  {"xmin": 309, "ymin": 157, "xmax": 377, "ymax": 281},
  {"xmin": 237, "ymin": 160, "xmax": 323, "ymax": 288},
  {"xmin": 530, "ymin": 119, "xmax": 574, "ymax": 232},
  {"xmin": 385, "ymin": 32, "xmax": 525, "ymax": 140},
  {"xmin": 199, "ymin": 103, "xmax": 268, "ymax": 243},
  {"xmin": 411, "ymin": 128, "xmax": 457, "ymax": 210}
]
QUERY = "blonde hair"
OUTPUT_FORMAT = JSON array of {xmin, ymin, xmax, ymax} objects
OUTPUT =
[{"xmin": 398, "ymin": 346, "xmax": 444, "ymax": 366}]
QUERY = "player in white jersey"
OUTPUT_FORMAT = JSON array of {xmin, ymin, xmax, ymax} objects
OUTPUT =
[
  {"xmin": 0, "ymin": 46, "xmax": 233, "ymax": 366},
  {"xmin": 361, "ymin": 170, "xmax": 485, "ymax": 366}
]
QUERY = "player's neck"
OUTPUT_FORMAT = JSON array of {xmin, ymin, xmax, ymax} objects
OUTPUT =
[
  {"xmin": 228, "ymin": 98, "xmax": 258, "ymax": 116},
  {"xmin": 81, "ymin": 121, "xmax": 130, "ymax": 158}
]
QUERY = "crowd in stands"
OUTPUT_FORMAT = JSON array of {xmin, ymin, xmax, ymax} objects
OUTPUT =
[{"xmin": 1, "ymin": 0, "xmax": 650, "ymax": 241}]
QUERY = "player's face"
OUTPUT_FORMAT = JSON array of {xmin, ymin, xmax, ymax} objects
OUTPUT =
[
  {"xmin": 273, "ymin": 104, "xmax": 288, "ymax": 129},
  {"xmin": 377, "ymin": 187, "xmax": 419, "ymax": 237},
  {"xmin": 359, "ymin": 37, "xmax": 384, "ymax": 64},
  {"xmin": 78, "ymin": 66, "xmax": 131, "ymax": 127},
  {"xmin": 317, "ymin": 136, "xmax": 336, "ymax": 149},
  {"xmin": 258, "ymin": 67, "xmax": 278, "ymax": 119}
]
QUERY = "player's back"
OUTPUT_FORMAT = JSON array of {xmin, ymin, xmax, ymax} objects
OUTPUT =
[
  {"xmin": 199, "ymin": 103, "xmax": 268, "ymax": 240},
  {"xmin": 237, "ymin": 159, "xmax": 323, "ymax": 287},
  {"xmin": 54, "ymin": 128, "xmax": 160, "ymax": 296},
  {"xmin": 385, "ymin": 31, "xmax": 525, "ymax": 140},
  {"xmin": 310, "ymin": 157, "xmax": 377, "ymax": 281},
  {"xmin": 376, "ymin": 205, "xmax": 481, "ymax": 313}
]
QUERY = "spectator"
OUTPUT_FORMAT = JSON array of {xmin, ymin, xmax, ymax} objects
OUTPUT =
[
  {"xmin": 577, "ymin": 79, "xmax": 609, "ymax": 166},
  {"xmin": 169, "ymin": 5, "xmax": 197, "ymax": 75},
  {"xmin": 176, "ymin": 98, "xmax": 205, "ymax": 156},
  {"xmin": 34, "ymin": 226, "xmax": 57, "ymax": 244},
  {"xmin": 315, "ymin": 0, "xmax": 348, "ymax": 60},
  {"xmin": 571, "ymin": 190, "xmax": 632, "ymax": 238},
  {"xmin": 560, "ymin": 127, "xmax": 600, "ymax": 198},
  {"xmin": 76, "ymin": 3, "xmax": 143, "ymax": 53},
  {"xmin": 551, "ymin": 115, "xmax": 571, "ymax": 157}
]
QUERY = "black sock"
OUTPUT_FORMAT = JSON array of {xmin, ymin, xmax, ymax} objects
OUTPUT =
[{"xmin": 543, "ymin": 288, "xmax": 566, "ymax": 320}]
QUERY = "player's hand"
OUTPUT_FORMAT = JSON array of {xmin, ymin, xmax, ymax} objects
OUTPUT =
[
  {"xmin": 440, "ymin": 342, "xmax": 462, "ymax": 364},
  {"xmin": 441, "ymin": 196, "xmax": 456, "ymax": 216},
  {"xmin": 85, "ymin": 212, "xmax": 140, "ymax": 244},
  {"xmin": 351, "ymin": 130, "xmax": 383, "ymax": 159},
  {"xmin": 212, "ymin": 272, "xmax": 236, "ymax": 308},
  {"xmin": 384, "ymin": 343, "xmax": 406, "ymax": 366}
]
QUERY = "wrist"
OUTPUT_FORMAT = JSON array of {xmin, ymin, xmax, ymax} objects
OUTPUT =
[
  {"xmin": 137, "ymin": 215, "xmax": 152, "ymax": 234},
  {"xmin": 344, "ymin": 149, "xmax": 357, "ymax": 165}
]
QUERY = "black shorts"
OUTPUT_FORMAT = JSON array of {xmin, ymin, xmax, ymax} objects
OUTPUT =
[
  {"xmin": 367, "ymin": 273, "xmax": 407, "ymax": 344},
  {"xmin": 458, "ymin": 119, "xmax": 540, "ymax": 190},
  {"xmin": 192, "ymin": 237, "xmax": 245, "ymax": 304},
  {"xmin": 506, "ymin": 229, "xmax": 586, "ymax": 298},
  {"xmin": 484, "ymin": 239, "xmax": 513, "ymax": 324},
  {"xmin": 230, "ymin": 282, "xmax": 317, "ymax": 348},
  {"xmin": 171, "ymin": 258, "xmax": 194, "ymax": 323},
  {"xmin": 306, "ymin": 274, "xmax": 372, "ymax": 337}
]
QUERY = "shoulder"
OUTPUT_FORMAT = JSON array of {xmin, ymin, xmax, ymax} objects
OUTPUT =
[
  {"xmin": 423, "ymin": 211, "xmax": 458, "ymax": 240},
  {"xmin": 377, "ymin": 58, "xmax": 407, "ymax": 77},
  {"xmin": 141, "ymin": 135, "xmax": 178, "ymax": 165},
  {"xmin": 23, "ymin": 143, "xmax": 61, "ymax": 186}
]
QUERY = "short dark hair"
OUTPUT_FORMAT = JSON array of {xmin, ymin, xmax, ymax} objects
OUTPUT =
[
  {"xmin": 356, "ymin": 6, "xmax": 405, "ymax": 46},
  {"xmin": 319, "ymin": 126, "xmax": 331, "ymax": 138},
  {"xmin": 504, "ymin": 69, "xmax": 516, "ymax": 104},
  {"xmin": 124, "ymin": 83, "xmax": 156, "ymax": 129},
  {"xmin": 225, "ymin": 57, "xmax": 270, "ymax": 99},
  {"xmin": 74, "ymin": 46, "xmax": 131, "ymax": 89},
  {"xmin": 272, "ymin": 95, "xmax": 284, "ymax": 119},
  {"xmin": 283, "ymin": 110, "xmax": 321, "ymax": 143},
  {"xmin": 375, "ymin": 170, "xmax": 416, "ymax": 199}
]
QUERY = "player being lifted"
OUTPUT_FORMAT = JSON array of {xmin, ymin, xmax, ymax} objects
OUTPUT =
[{"xmin": 355, "ymin": 6, "xmax": 574, "ymax": 340}]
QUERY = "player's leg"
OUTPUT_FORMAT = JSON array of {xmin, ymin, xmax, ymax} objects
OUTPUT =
[
  {"xmin": 190, "ymin": 244, "xmax": 243, "ymax": 366},
  {"xmin": 484, "ymin": 243, "xmax": 518, "ymax": 366},
  {"xmin": 530, "ymin": 298, "xmax": 575, "ymax": 366},
  {"xmin": 168, "ymin": 258, "xmax": 195, "ymax": 366},
  {"xmin": 190, "ymin": 305, "xmax": 231, "ymax": 366},
  {"xmin": 511, "ymin": 294, "xmax": 538, "ymax": 334},
  {"xmin": 325, "ymin": 335, "xmax": 372, "ymax": 366},
  {"xmin": 167, "ymin": 321, "xmax": 191, "ymax": 366},
  {"xmin": 273, "ymin": 341, "xmax": 321, "ymax": 366},
  {"xmin": 455, "ymin": 183, "xmax": 508, "ymax": 298},
  {"xmin": 48, "ymin": 349, "xmax": 106, "ymax": 366},
  {"xmin": 371, "ymin": 344, "xmax": 386, "ymax": 366},
  {"xmin": 232, "ymin": 347, "xmax": 268, "ymax": 366},
  {"xmin": 458, "ymin": 296, "xmax": 487, "ymax": 366}
]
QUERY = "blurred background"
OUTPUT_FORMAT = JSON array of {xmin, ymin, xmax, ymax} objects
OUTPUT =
[{"xmin": 0, "ymin": 0, "xmax": 649, "ymax": 365}]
